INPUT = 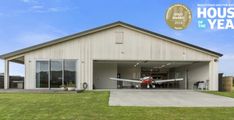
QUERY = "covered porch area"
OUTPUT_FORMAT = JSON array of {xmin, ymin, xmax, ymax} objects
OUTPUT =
[{"xmin": 3, "ymin": 55, "xmax": 25, "ymax": 89}]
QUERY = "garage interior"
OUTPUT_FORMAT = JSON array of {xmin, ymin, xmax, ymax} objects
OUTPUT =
[{"xmin": 93, "ymin": 60, "xmax": 210, "ymax": 90}]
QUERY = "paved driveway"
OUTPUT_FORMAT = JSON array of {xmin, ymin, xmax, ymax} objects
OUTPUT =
[{"xmin": 109, "ymin": 90, "xmax": 234, "ymax": 107}]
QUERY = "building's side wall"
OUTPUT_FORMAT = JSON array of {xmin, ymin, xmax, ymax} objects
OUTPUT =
[
  {"xmin": 23, "ymin": 26, "xmax": 219, "ymax": 90},
  {"xmin": 93, "ymin": 63, "xmax": 117, "ymax": 89},
  {"xmin": 209, "ymin": 60, "xmax": 219, "ymax": 90}
]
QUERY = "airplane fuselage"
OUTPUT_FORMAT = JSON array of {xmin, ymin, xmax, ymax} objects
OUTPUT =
[{"xmin": 140, "ymin": 77, "xmax": 153, "ymax": 88}]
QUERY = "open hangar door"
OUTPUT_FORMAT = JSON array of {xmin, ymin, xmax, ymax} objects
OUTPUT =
[{"xmin": 93, "ymin": 60, "xmax": 209, "ymax": 89}]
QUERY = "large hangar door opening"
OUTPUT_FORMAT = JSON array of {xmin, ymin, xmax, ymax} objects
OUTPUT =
[
  {"xmin": 117, "ymin": 61, "xmax": 188, "ymax": 89},
  {"xmin": 93, "ymin": 61, "xmax": 209, "ymax": 90}
]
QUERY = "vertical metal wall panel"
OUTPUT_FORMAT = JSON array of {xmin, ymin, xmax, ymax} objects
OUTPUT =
[{"xmin": 21, "ymin": 26, "xmax": 219, "ymax": 90}]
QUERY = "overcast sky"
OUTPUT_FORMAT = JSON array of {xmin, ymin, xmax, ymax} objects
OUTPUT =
[{"xmin": 0, "ymin": 0, "xmax": 233, "ymax": 76}]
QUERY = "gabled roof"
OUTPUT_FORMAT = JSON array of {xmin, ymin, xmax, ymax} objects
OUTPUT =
[{"xmin": 0, "ymin": 21, "xmax": 222, "ymax": 59}]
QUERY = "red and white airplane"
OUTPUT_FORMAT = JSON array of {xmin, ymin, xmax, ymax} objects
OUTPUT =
[{"xmin": 110, "ymin": 77, "xmax": 183, "ymax": 88}]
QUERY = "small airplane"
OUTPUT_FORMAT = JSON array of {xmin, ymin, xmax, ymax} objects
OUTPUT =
[{"xmin": 110, "ymin": 77, "xmax": 183, "ymax": 89}]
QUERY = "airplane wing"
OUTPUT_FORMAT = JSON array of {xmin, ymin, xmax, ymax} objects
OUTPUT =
[
  {"xmin": 154, "ymin": 78, "xmax": 183, "ymax": 83},
  {"xmin": 109, "ymin": 78, "xmax": 141, "ymax": 83}
]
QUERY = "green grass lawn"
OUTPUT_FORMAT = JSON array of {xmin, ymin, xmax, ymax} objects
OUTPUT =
[
  {"xmin": 0, "ymin": 91, "xmax": 234, "ymax": 120},
  {"xmin": 205, "ymin": 90, "xmax": 234, "ymax": 98}
]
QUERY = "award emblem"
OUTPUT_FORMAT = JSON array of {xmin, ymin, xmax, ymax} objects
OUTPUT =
[{"xmin": 166, "ymin": 4, "xmax": 192, "ymax": 30}]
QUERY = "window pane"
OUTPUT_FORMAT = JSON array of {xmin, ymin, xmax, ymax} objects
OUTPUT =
[
  {"xmin": 64, "ymin": 60, "xmax": 76, "ymax": 87},
  {"xmin": 36, "ymin": 61, "xmax": 49, "ymax": 88},
  {"xmin": 50, "ymin": 60, "xmax": 63, "ymax": 88}
]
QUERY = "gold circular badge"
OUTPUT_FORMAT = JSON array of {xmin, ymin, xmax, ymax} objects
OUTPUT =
[{"xmin": 166, "ymin": 4, "xmax": 192, "ymax": 30}]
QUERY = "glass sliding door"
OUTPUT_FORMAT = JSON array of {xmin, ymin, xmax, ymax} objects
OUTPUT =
[
  {"xmin": 36, "ymin": 61, "xmax": 49, "ymax": 88},
  {"xmin": 50, "ymin": 60, "xmax": 63, "ymax": 88},
  {"xmin": 64, "ymin": 60, "xmax": 76, "ymax": 87},
  {"xmin": 35, "ymin": 59, "xmax": 77, "ymax": 89}
]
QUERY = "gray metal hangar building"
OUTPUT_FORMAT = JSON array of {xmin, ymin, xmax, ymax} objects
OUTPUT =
[{"xmin": 0, "ymin": 21, "xmax": 222, "ymax": 90}]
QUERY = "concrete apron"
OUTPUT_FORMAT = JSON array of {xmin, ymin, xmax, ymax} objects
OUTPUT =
[{"xmin": 109, "ymin": 89, "xmax": 234, "ymax": 107}]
